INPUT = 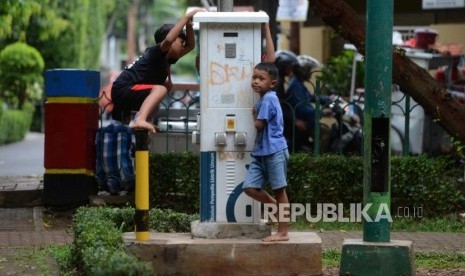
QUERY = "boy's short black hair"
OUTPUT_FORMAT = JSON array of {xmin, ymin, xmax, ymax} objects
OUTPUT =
[
  {"xmin": 154, "ymin": 24, "xmax": 187, "ymax": 44},
  {"xmin": 254, "ymin": 62, "xmax": 279, "ymax": 81}
]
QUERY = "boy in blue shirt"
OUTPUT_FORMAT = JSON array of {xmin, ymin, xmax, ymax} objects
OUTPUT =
[{"xmin": 243, "ymin": 62, "xmax": 290, "ymax": 242}]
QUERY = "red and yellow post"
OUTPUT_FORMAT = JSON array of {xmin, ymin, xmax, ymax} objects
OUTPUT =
[{"xmin": 135, "ymin": 130, "xmax": 149, "ymax": 240}]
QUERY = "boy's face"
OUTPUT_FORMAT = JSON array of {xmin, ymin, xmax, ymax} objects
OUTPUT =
[
  {"xmin": 251, "ymin": 69, "xmax": 276, "ymax": 95},
  {"xmin": 167, "ymin": 37, "xmax": 186, "ymax": 63}
]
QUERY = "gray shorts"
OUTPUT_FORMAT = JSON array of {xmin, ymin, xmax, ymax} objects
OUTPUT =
[{"xmin": 242, "ymin": 149, "xmax": 289, "ymax": 191}]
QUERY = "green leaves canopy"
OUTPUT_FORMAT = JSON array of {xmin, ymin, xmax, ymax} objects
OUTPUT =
[{"xmin": 0, "ymin": 42, "xmax": 44, "ymax": 109}]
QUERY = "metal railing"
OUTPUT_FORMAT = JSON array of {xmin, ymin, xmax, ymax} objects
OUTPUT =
[
  {"xmin": 97, "ymin": 80, "xmax": 456, "ymax": 156},
  {"xmin": 150, "ymin": 82, "xmax": 200, "ymax": 153}
]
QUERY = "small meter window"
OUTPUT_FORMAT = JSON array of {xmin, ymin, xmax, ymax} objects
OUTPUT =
[
  {"xmin": 225, "ymin": 43, "xmax": 236, "ymax": 58},
  {"xmin": 223, "ymin": 32, "xmax": 238, "ymax": 37}
]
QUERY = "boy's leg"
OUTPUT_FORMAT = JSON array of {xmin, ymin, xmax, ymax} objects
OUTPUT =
[
  {"xmin": 243, "ymin": 188, "xmax": 275, "ymax": 204},
  {"xmin": 131, "ymin": 85, "xmax": 168, "ymax": 132},
  {"xmin": 262, "ymin": 187, "xmax": 290, "ymax": 242},
  {"xmin": 261, "ymin": 149, "xmax": 290, "ymax": 242},
  {"xmin": 243, "ymin": 156, "xmax": 273, "ymax": 203}
]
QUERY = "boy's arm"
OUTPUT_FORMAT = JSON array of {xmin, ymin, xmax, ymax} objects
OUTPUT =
[
  {"xmin": 160, "ymin": 8, "xmax": 203, "ymax": 53},
  {"xmin": 253, "ymin": 107, "xmax": 266, "ymax": 131},
  {"xmin": 254, "ymin": 119, "xmax": 266, "ymax": 131},
  {"xmin": 262, "ymin": 21, "xmax": 275, "ymax": 62},
  {"xmin": 180, "ymin": 19, "xmax": 196, "ymax": 56}
]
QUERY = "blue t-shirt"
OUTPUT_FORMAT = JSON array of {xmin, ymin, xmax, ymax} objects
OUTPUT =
[
  {"xmin": 252, "ymin": 91, "xmax": 288, "ymax": 156},
  {"xmin": 287, "ymin": 76, "xmax": 331, "ymax": 130}
]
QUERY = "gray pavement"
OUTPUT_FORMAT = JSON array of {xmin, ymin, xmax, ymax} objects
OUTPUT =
[{"xmin": 0, "ymin": 132, "xmax": 45, "ymax": 177}]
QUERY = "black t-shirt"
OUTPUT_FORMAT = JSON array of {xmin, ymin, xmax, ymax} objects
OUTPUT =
[{"xmin": 113, "ymin": 44, "xmax": 169, "ymax": 89}]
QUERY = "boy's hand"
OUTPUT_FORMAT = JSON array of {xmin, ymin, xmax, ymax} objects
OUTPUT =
[
  {"xmin": 252, "ymin": 107, "xmax": 257, "ymax": 120},
  {"xmin": 187, "ymin": 8, "xmax": 205, "ymax": 19}
]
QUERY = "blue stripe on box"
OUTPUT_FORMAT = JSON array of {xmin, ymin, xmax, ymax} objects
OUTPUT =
[
  {"xmin": 45, "ymin": 69, "xmax": 100, "ymax": 98},
  {"xmin": 200, "ymin": 151, "xmax": 216, "ymax": 222}
]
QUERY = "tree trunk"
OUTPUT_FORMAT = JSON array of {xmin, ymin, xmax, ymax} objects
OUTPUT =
[
  {"xmin": 309, "ymin": 0, "xmax": 465, "ymax": 143},
  {"xmin": 18, "ymin": 83, "xmax": 27, "ymax": 110},
  {"xmin": 126, "ymin": 0, "xmax": 139, "ymax": 65},
  {"xmin": 290, "ymin": 22, "xmax": 301, "ymax": 55}
]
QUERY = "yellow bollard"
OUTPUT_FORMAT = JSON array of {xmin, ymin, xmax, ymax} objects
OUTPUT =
[{"xmin": 135, "ymin": 130, "xmax": 149, "ymax": 241}]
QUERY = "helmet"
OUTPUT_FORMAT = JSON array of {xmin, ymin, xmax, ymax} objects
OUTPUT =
[
  {"xmin": 294, "ymin": 55, "xmax": 320, "ymax": 80},
  {"xmin": 275, "ymin": 50, "xmax": 298, "ymax": 77}
]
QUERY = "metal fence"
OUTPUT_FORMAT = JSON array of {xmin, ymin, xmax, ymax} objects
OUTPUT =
[
  {"xmin": 150, "ymin": 82, "xmax": 200, "ymax": 153},
  {"xmin": 97, "ymin": 81, "xmax": 454, "ymax": 157}
]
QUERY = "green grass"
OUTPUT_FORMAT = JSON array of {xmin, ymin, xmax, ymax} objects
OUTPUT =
[
  {"xmin": 323, "ymin": 249, "xmax": 465, "ymax": 269},
  {"xmin": 415, "ymin": 252, "xmax": 465, "ymax": 269},
  {"xmin": 322, "ymin": 249, "xmax": 341, "ymax": 268},
  {"xmin": 0, "ymin": 246, "xmax": 57, "ymax": 275},
  {"xmin": 290, "ymin": 215, "xmax": 465, "ymax": 232},
  {"xmin": 48, "ymin": 245, "xmax": 75, "ymax": 275}
]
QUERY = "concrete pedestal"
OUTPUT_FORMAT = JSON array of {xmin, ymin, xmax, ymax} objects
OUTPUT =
[
  {"xmin": 340, "ymin": 239, "xmax": 415, "ymax": 276},
  {"xmin": 191, "ymin": 220, "xmax": 271, "ymax": 239},
  {"xmin": 124, "ymin": 232, "xmax": 322, "ymax": 276}
]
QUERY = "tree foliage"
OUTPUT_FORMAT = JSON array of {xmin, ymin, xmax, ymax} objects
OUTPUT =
[
  {"xmin": 26, "ymin": 0, "xmax": 106, "ymax": 69},
  {"xmin": 318, "ymin": 50, "xmax": 365, "ymax": 96},
  {"xmin": 0, "ymin": 42, "xmax": 44, "ymax": 109},
  {"xmin": 1, "ymin": 0, "xmax": 106, "ymax": 70},
  {"xmin": 0, "ymin": 0, "xmax": 200, "ymax": 103},
  {"xmin": 0, "ymin": 0, "xmax": 41, "ymax": 42}
]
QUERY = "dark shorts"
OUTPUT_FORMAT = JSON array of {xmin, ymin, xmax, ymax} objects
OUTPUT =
[{"xmin": 111, "ymin": 84, "xmax": 154, "ymax": 122}]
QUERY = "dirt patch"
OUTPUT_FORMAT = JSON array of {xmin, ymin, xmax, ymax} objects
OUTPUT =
[{"xmin": 42, "ymin": 208, "xmax": 74, "ymax": 231}]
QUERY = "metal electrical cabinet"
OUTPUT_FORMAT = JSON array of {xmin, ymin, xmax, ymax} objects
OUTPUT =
[{"xmin": 194, "ymin": 12, "xmax": 268, "ymax": 223}]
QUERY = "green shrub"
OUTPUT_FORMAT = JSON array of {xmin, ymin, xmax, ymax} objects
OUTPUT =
[
  {"xmin": 0, "ymin": 108, "xmax": 32, "ymax": 144},
  {"xmin": 149, "ymin": 208, "xmax": 199, "ymax": 232},
  {"xmin": 88, "ymin": 249, "xmax": 153, "ymax": 276},
  {"xmin": 68, "ymin": 206, "xmax": 197, "ymax": 274},
  {"xmin": 391, "ymin": 155, "xmax": 464, "ymax": 216},
  {"xmin": 149, "ymin": 151, "xmax": 199, "ymax": 213},
  {"xmin": 287, "ymin": 154, "xmax": 364, "ymax": 205},
  {"xmin": 71, "ymin": 206, "xmax": 154, "ymax": 275},
  {"xmin": 0, "ymin": 42, "xmax": 44, "ymax": 110},
  {"xmin": 147, "ymin": 153, "xmax": 464, "ymax": 217},
  {"xmin": 150, "ymin": 153, "xmax": 465, "ymax": 217}
]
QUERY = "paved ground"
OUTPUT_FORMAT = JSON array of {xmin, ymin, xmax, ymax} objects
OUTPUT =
[
  {"xmin": 0, "ymin": 207, "xmax": 72, "ymax": 247},
  {"xmin": 0, "ymin": 132, "xmax": 45, "ymax": 176}
]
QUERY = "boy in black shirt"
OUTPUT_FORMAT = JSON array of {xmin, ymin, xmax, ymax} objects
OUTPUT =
[{"xmin": 111, "ymin": 8, "xmax": 203, "ymax": 132}]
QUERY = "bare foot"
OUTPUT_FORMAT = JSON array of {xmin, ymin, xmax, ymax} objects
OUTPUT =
[
  {"xmin": 130, "ymin": 120, "xmax": 156, "ymax": 133},
  {"xmin": 262, "ymin": 232, "xmax": 289, "ymax": 242}
]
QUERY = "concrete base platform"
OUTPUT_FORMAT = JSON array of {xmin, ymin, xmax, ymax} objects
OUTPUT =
[
  {"xmin": 124, "ymin": 232, "xmax": 322, "ymax": 276},
  {"xmin": 340, "ymin": 239, "xmax": 415, "ymax": 276},
  {"xmin": 191, "ymin": 220, "xmax": 271, "ymax": 239}
]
